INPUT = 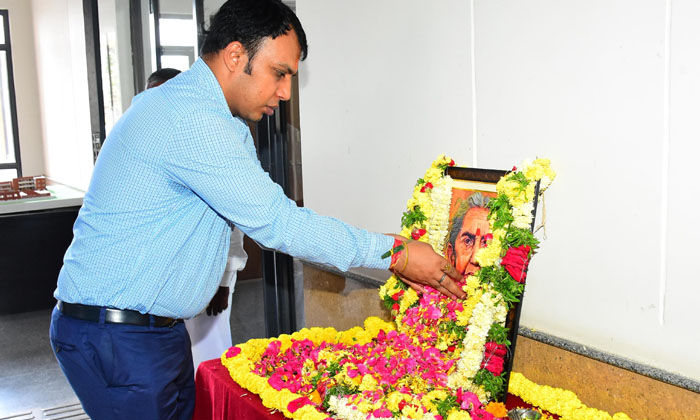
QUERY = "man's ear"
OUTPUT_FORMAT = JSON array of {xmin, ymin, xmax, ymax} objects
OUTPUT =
[{"xmin": 222, "ymin": 41, "xmax": 245, "ymax": 72}]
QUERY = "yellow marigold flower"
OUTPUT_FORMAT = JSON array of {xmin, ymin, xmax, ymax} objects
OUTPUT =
[
  {"xmin": 417, "ymin": 193, "xmax": 431, "ymax": 209},
  {"xmin": 379, "ymin": 275, "xmax": 399, "ymax": 301},
  {"xmin": 400, "ymin": 288, "xmax": 419, "ymax": 313},
  {"xmin": 359, "ymin": 374, "xmax": 378, "ymax": 392},
  {"xmin": 428, "ymin": 390, "xmax": 448, "ymax": 401},
  {"xmin": 456, "ymin": 297, "xmax": 476, "ymax": 326},
  {"xmin": 364, "ymin": 316, "xmax": 394, "ymax": 334},
  {"xmin": 425, "ymin": 167, "xmax": 443, "ymax": 182},
  {"xmin": 447, "ymin": 410, "xmax": 472, "ymax": 420},
  {"xmin": 302, "ymin": 359, "xmax": 315, "ymax": 374},
  {"xmin": 524, "ymin": 158, "xmax": 556, "ymax": 184},
  {"xmin": 402, "ymin": 404, "xmax": 423, "ymax": 419},
  {"xmin": 464, "ymin": 275, "xmax": 480, "ymax": 293},
  {"xmin": 293, "ymin": 405, "xmax": 324, "ymax": 420},
  {"xmin": 474, "ymin": 228, "xmax": 505, "ymax": 267},
  {"xmin": 562, "ymin": 407, "xmax": 612, "ymax": 420},
  {"xmin": 385, "ymin": 392, "xmax": 400, "ymax": 412},
  {"xmin": 357, "ymin": 400, "xmax": 373, "ymax": 412},
  {"xmin": 337, "ymin": 326, "xmax": 364, "ymax": 345},
  {"xmin": 496, "ymin": 176, "xmax": 519, "ymax": 198}
]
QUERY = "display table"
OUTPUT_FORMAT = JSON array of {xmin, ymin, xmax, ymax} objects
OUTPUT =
[
  {"xmin": 193, "ymin": 359, "xmax": 288, "ymax": 420},
  {"xmin": 193, "ymin": 359, "xmax": 554, "ymax": 420},
  {"xmin": 0, "ymin": 181, "xmax": 84, "ymax": 314}
]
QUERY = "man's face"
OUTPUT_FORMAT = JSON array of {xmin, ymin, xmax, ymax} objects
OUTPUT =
[
  {"xmin": 225, "ymin": 30, "xmax": 300, "ymax": 121},
  {"xmin": 448, "ymin": 207, "xmax": 490, "ymax": 276}
]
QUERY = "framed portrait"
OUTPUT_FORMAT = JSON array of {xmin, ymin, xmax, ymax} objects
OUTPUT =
[{"xmin": 446, "ymin": 166, "xmax": 540, "ymax": 402}]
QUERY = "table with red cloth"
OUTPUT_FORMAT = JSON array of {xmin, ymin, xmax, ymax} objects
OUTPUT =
[{"xmin": 193, "ymin": 359, "xmax": 555, "ymax": 420}]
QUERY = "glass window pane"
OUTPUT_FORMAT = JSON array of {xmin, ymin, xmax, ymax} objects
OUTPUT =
[
  {"xmin": 0, "ymin": 15, "xmax": 5, "ymax": 44},
  {"xmin": 0, "ymin": 51, "xmax": 15, "ymax": 164},
  {"xmin": 160, "ymin": 55, "xmax": 191, "ymax": 72},
  {"xmin": 0, "ymin": 168, "xmax": 17, "ymax": 182},
  {"xmin": 159, "ymin": 18, "xmax": 195, "ymax": 47}
]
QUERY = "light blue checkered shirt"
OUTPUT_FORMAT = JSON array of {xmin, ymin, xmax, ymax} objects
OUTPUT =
[{"xmin": 55, "ymin": 59, "xmax": 392, "ymax": 318}]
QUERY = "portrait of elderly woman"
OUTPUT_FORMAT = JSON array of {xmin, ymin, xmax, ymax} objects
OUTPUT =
[{"xmin": 445, "ymin": 191, "xmax": 497, "ymax": 277}]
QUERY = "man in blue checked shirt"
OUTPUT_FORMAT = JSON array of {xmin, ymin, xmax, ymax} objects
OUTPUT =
[{"xmin": 49, "ymin": 0, "xmax": 465, "ymax": 418}]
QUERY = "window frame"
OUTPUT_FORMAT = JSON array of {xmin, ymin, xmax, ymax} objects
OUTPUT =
[{"xmin": 0, "ymin": 9, "xmax": 22, "ymax": 178}]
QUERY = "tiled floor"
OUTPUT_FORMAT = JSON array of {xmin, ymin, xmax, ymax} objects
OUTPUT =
[
  {"xmin": 0, "ymin": 309, "xmax": 79, "ymax": 418},
  {"xmin": 0, "ymin": 277, "xmax": 269, "ymax": 419}
]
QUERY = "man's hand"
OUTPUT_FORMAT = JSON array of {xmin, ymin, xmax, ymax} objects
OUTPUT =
[
  {"xmin": 206, "ymin": 286, "xmax": 230, "ymax": 316},
  {"xmin": 388, "ymin": 236, "xmax": 466, "ymax": 299}
]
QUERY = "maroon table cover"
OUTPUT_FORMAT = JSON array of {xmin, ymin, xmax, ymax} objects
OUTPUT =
[{"xmin": 193, "ymin": 359, "xmax": 556, "ymax": 420}]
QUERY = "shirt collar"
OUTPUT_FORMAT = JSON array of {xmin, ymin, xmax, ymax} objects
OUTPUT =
[{"xmin": 190, "ymin": 58, "xmax": 230, "ymax": 113}]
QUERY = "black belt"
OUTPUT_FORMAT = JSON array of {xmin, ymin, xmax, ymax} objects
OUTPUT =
[{"xmin": 57, "ymin": 301, "xmax": 182, "ymax": 328}]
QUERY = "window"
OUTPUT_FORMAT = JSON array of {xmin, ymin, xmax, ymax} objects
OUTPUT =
[
  {"xmin": 0, "ymin": 10, "xmax": 20, "ymax": 180},
  {"xmin": 154, "ymin": 12, "xmax": 198, "ymax": 72}
]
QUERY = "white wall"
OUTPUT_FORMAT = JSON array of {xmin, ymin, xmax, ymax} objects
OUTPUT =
[
  {"xmin": 297, "ymin": 0, "xmax": 700, "ymax": 380},
  {"xmin": 31, "ymin": 0, "xmax": 93, "ymax": 190},
  {"xmin": 297, "ymin": 0, "xmax": 473, "ymax": 233},
  {"xmin": 0, "ymin": 0, "xmax": 44, "ymax": 177}
]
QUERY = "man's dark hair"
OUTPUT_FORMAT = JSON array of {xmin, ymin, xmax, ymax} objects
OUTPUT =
[
  {"xmin": 146, "ymin": 68, "xmax": 181, "ymax": 89},
  {"xmin": 200, "ymin": 0, "xmax": 308, "ymax": 74}
]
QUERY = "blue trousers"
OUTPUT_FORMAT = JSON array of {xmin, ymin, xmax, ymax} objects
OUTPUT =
[{"xmin": 49, "ymin": 306, "xmax": 195, "ymax": 419}]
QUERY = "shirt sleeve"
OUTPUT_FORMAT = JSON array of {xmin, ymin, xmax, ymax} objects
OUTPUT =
[{"xmin": 163, "ymin": 110, "xmax": 393, "ymax": 272}]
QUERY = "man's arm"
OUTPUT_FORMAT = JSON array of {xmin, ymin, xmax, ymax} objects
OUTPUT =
[{"xmin": 206, "ymin": 227, "xmax": 249, "ymax": 316}]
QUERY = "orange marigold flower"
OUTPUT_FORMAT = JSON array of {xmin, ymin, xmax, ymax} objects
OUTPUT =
[{"xmin": 485, "ymin": 401, "xmax": 508, "ymax": 418}]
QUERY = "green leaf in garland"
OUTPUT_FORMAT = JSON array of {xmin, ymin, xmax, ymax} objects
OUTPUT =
[
  {"xmin": 505, "ymin": 229, "xmax": 539, "ymax": 251},
  {"xmin": 434, "ymin": 394, "xmax": 459, "ymax": 418},
  {"xmin": 487, "ymin": 323, "xmax": 511, "ymax": 346},
  {"xmin": 478, "ymin": 266, "xmax": 524, "ymax": 308},
  {"xmin": 472, "ymin": 368, "xmax": 506, "ymax": 397},
  {"xmin": 382, "ymin": 294, "xmax": 396, "ymax": 311},
  {"xmin": 401, "ymin": 206, "xmax": 427, "ymax": 229},
  {"xmin": 439, "ymin": 320, "xmax": 467, "ymax": 341},
  {"xmin": 488, "ymin": 194, "xmax": 515, "ymax": 231}
]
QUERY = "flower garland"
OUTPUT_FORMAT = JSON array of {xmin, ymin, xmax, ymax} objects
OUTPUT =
[
  {"xmin": 508, "ymin": 373, "xmax": 635, "ymax": 420},
  {"xmin": 223, "ymin": 155, "xmax": 560, "ymax": 420}
]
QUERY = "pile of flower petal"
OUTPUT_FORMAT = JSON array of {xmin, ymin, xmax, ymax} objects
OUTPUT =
[{"xmin": 222, "ymin": 157, "xmax": 557, "ymax": 420}]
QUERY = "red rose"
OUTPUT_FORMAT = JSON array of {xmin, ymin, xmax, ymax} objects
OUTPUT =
[
  {"xmin": 500, "ymin": 245, "xmax": 531, "ymax": 283},
  {"xmin": 392, "ymin": 303, "xmax": 400, "ymax": 311},
  {"xmin": 420, "ymin": 182, "xmax": 434, "ymax": 193},
  {"xmin": 481, "ymin": 355, "xmax": 505, "ymax": 376},
  {"xmin": 449, "ymin": 159, "xmax": 455, "ymax": 166},
  {"xmin": 512, "ymin": 166, "xmax": 517, "ymax": 171},
  {"xmin": 411, "ymin": 228, "xmax": 427, "ymax": 240},
  {"xmin": 484, "ymin": 341, "xmax": 507, "ymax": 357}
]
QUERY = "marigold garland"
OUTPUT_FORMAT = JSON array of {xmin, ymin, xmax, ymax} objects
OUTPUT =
[
  {"xmin": 218, "ymin": 156, "xmax": 648, "ymax": 420},
  {"xmin": 508, "ymin": 372, "xmax": 636, "ymax": 420}
]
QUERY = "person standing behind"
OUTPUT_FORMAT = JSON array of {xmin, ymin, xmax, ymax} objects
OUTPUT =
[
  {"xmin": 185, "ymin": 225, "xmax": 247, "ymax": 370},
  {"xmin": 147, "ymin": 68, "xmax": 248, "ymax": 371},
  {"xmin": 49, "ymin": 1, "xmax": 465, "ymax": 419},
  {"xmin": 146, "ymin": 68, "xmax": 182, "ymax": 89}
]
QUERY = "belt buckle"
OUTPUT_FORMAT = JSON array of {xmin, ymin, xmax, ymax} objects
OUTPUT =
[{"xmin": 167, "ymin": 319, "xmax": 179, "ymax": 328}]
